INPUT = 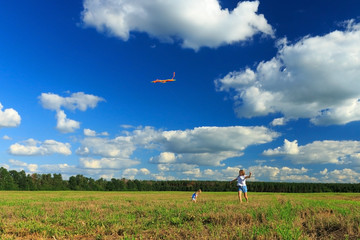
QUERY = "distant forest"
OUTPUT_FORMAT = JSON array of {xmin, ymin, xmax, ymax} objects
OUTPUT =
[{"xmin": 0, "ymin": 167, "xmax": 359, "ymax": 193}]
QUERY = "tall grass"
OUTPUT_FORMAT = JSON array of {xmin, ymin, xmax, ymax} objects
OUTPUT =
[{"xmin": 0, "ymin": 191, "xmax": 358, "ymax": 239}]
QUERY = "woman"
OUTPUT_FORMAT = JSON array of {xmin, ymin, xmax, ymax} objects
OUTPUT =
[{"xmin": 230, "ymin": 170, "xmax": 252, "ymax": 203}]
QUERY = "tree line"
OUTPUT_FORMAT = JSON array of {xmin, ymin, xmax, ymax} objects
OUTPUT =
[{"xmin": 0, "ymin": 167, "xmax": 359, "ymax": 193}]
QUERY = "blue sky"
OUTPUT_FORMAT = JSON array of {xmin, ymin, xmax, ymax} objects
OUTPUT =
[{"xmin": 1, "ymin": 0, "xmax": 360, "ymax": 182}]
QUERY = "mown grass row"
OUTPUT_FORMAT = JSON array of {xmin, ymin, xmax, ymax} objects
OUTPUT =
[{"xmin": 0, "ymin": 191, "xmax": 359, "ymax": 239}]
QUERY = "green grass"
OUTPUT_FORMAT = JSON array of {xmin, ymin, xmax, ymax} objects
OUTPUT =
[{"xmin": 0, "ymin": 191, "xmax": 359, "ymax": 239}]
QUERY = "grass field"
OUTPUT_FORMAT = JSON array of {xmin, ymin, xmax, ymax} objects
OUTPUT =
[{"xmin": 0, "ymin": 191, "xmax": 359, "ymax": 239}]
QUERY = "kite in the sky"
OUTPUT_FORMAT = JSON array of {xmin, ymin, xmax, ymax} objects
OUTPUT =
[{"xmin": 151, "ymin": 72, "xmax": 176, "ymax": 83}]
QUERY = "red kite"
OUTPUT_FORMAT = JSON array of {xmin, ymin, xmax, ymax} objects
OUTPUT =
[{"xmin": 152, "ymin": 72, "xmax": 176, "ymax": 83}]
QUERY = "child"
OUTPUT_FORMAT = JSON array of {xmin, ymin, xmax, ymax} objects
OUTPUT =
[
  {"xmin": 230, "ymin": 170, "xmax": 252, "ymax": 203},
  {"xmin": 191, "ymin": 189, "xmax": 202, "ymax": 202}
]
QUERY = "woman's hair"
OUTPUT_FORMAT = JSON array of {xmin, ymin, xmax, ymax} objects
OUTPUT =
[{"xmin": 239, "ymin": 169, "xmax": 245, "ymax": 176}]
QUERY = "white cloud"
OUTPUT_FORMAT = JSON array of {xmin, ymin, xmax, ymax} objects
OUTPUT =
[
  {"xmin": 0, "ymin": 163, "xmax": 9, "ymax": 169},
  {"xmin": 147, "ymin": 126, "xmax": 278, "ymax": 166},
  {"xmin": 9, "ymin": 138, "xmax": 71, "ymax": 156},
  {"xmin": 84, "ymin": 128, "xmax": 109, "ymax": 137},
  {"xmin": 79, "ymin": 157, "xmax": 140, "ymax": 169},
  {"xmin": 264, "ymin": 139, "xmax": 360, "ymax": 165},
  {"xmin": 27, "ymin": 164, "xmax": 38, "ymax": 172},
  {"xmin": 75, "ymin": 127, "xmax": 161, "ymax": 171},
  {"xmin": 0, "ymin": 103, "xmax": 21, "ymax": 128},
  {"xmin": 150, "ymin": 152, "xmax": 176, "ymax": 164},
  {"xmin": 84, "ymin": 128, "xmax": 96, "ymax": 137},
  {"xmin": 263, "ymin": 139, "xmax": 299, "ymax": 155},
  {"xmin": 122, "ymin": 168, "xmax": 150, "ymax": 179},
  {"xmin": 157, "ymin": 164, "xmax": 170, "ymax": 172},
  {"xmin": 203, "ymin": 166, "xmax": 241, "ymax": 180},
  {"xmin": 139, "ymin": 168, "xmax": 150, "ymax": 175},
  {"xmin": 39, "ymin": 92, "xmax": 105, "ymax": 111},
  {"xmin": 150, "ymin": 151, "xmax": 241, "ymax": 166},
  {"xmin": 280, "ymin": 166, "xmax": 308, "ymax": 175},
  {"xmin": 249, "ymin": 165, "xmax": 317, "ymax": 182},
  {"xmin": 36, "ymin": 163, "xmax": 128, "ymax": 180},
  {"xmin": 149, "ymin": 163, "xmax": 318, "ymax": 182},
  {"xmin": 81, "ymin": 0, "xmax": 273, "ymax": 50},
  {"xmin": 216, "ymin": 21, "xmax": 360, "ymax": 125},
  {"xmin": 3, "ymin": 135, "xmax": 12, "ymax": 140},
  {"xmin": 270, "ymin": 117, "xmax": 288, "ymax": 126},
  {"xmin": 156, "ymin": 163, "xmax": 205, "ymax": 178},
  {"xmin": 221, "ymin": 166, "xmax": 243, "ymax": 177},
  {"xmin": 76, "ymin": 135, "xmax": 135, "ymax": 158},
  {"xmin": 183, "ymin": 168, "xmax": 201, "ymax": 177},
  {"xmin": 56, "ymin": 110, "xmax": 80, "ymax": 133},
  {"xmin": 157, "ymin": 163, "xmax": 198, "ymax": 172},
  {"xmin": 153, "ymin": 175, "xmax": 166, "ymax": 181},
  {"xmin": 320, "ymin": 168, "xmax": 328, "ymax": 175},
  {"xmin": 279, "ymin": 174, "xmax": 317, "ymax": 182},
  {"xmin": 311, "ymin": 99, "xmax": 360, "ymax": 125},
  {"xmin": 9, "ymin": 159, "xmax": 28, "ymax": 167},
  {"xmin": 39, "ymin": 92, "xmax": 104, "ymax": 133},
  {"xmin": 161, "ymin": 126, "xmax": 278, "ymax": 154},
  {"xmin": 153, "ymin": 165, "xmax": 243, "ymax": 181},
  {"xmin": 248, "ymin": 165, "xmax": 280, "ymax": 181},
  {"xmin": 319, "ymin": 168, "xmax": 360, "ymax": 183},
  {"xmin": 78, "ymin": 126, "xmax": 278, "ymax": 167},
  {"xmin": 74, "ymin": 125, "xmax": 278, "ymax": 178},
  {"xmin": 37, "ymin": 163, "xmax": 78, "ymax": 175},
  {"xmin": 9, "ymin": 159, "xmax": 38, "ymax": 172},
  {"xmin": 6, "ymin": 160, "xmax": 147, "ymax": 181},
  {"xmin": 151, "ymin": 174, "xmax": 175, "ymax": 181},
  {"xmin": 179, "ymin": 152, "xmax": 241, "ymax": 166}
]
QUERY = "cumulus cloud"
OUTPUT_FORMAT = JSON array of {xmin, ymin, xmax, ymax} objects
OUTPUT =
[
  {"xmin": 154, "ymin": 164, "xmax": 242, "ymax": 180},
  {"xmin": 9, "ymin": 139, "xmax": 71, "ymax": 156},
  {"xmin": 79, "ymin": 157, "xmax": 140, "ymax": 169},
  {"xmin": 216, "ymin": 21, "xmax": 360, "ymax": 125},
  {"xmin": 152, "ymin": 126, "xmax": 278, "ymax": 166},
  {"xmin": 38, "ymin": 163, "xmax": 125, "ymax": 180},
  {"xmin": 36, "ymin": 163, "xmax": 78, "ymax": 176},
  {"xmin": 39, "ymin": 92, "xmax": 104, "ymax": 133},
  {"xmin": 263, "ymin": 139, "xmax": 299, "ymax": 155},
  {"xmin": 39, "ymin": 92, "xmax": 105, "ymax": 111},
  {"xmin": 182, "ymin": 168, "xmax": 201, "ymax": 178},
  {"xmin": 76, "ymin": 135, "xmax": 135, "ymax": 158},
  {"xmin": 151, "ymin": 164, "xmax": 319, "ymax": 182},
  {"xmin": 179, "ymin": 152, "xmax": 241, "ymax": 166},
  {"xmin": 84, "ymin": 128, "xmax": 96, "ymax": 137},
  {"xmin": 84, "ymin": 128, "xmax": 109, "ymax": 137},
  {"xmin": 77, "ymin": 125, "xmax": 278, "ymax": 169},
  {"xmin": 0, "ymin": 103, "xmax": 21, "ymax": 128},
  {"xmin": 264, "ymin": 139, "xmax": 360, "ymax": 165},
  {"xmin": 122, "ymin": 168, "xmax": 150, "ymax": 179},
  {"xmin": 3, "ymin": 135, "xmax": 12, "ymax": 140},
  {"xmin": 6, "ymin": 160, "xmax": 144, "ymax": 180},
  {"xmin": 319, "ymin": 168, "xmax": 360, "ymax": 183},
  {"xmin": 81, "ymin": 0, "xmax": 273, "ymax": 50},
  {"xmin": 151, "ymin": 151, "xmax": 241, "ymax": 167},
  {"xmin": 247, "ymin": 165, "xmax": 280, "ymax": 181},
  {"xmin": 270, "ymin": 117, "xmax": 288, "ymax": 126},
  {"xmin": 190, "ymin": 166, "xmax": 242, "ymax": 180},
  {"xmin": 9, "ymin": 159, "xmax": 38, "ymax": 172},
  {"xmin": 78, "ymin": 126, "xmax": 278, "ymax": 159},
  {"xmin": 248, "ymin": 165, "xmax": 317, "ymax": 182},
  {"xmin": 150, "ymin": 152, "xmax": 176, "ymax": 164},
  {"xmin": 160, "ymin": 126, "xmax": 278, "ymax": 154},
  {"xmin": 320, "ymin": 168, "xmax": 328, "ymax": 175},
  {"xmin": 156, "ymin": 163, "xmax": 200, "ymax": 178},
  {"xmin": 56, "ymin": 110, "xmax": 80, "ymax": 133}
]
